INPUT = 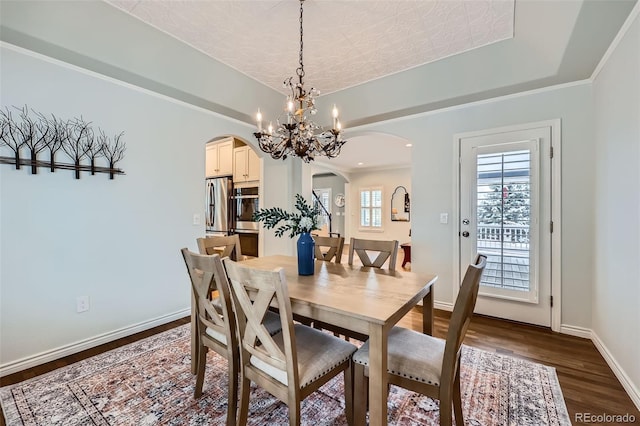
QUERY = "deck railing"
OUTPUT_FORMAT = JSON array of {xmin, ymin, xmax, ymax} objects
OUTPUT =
[
  {"xmin": 475, "ymin": 224, "xmax": 531, "ymax": 290},
  {"xmin": 477, "ymin": 223, "xmax": 530, "ymax": 253}
]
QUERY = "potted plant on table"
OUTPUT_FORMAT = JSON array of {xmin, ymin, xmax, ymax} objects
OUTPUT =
[{"xmin": 252, "ymin": 194, "xmax": 320, "ymax": 275}]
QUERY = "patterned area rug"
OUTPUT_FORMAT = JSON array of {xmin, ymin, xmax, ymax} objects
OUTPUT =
[{"xmin": 1, "ymin": 324, "xmax": 570, "ymax": 425}]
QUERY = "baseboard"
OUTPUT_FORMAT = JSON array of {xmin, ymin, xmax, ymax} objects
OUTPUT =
[
  {"xmin": 0, "ymin": 308, "xmax": 190, "ymax": 377},
  {"xmin": 434, "ymin": 301, "xmax": 454, "ymax": 312},
  {"xmin": 559, "ymin": 324, "xmax": 592, "ymax": 339},
  {"xmin": 591, "ymin": 331, "xmax": 640, "ymax": 411}
]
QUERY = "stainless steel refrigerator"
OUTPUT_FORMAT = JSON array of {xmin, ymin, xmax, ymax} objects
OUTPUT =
[{"xmin": 205, "ymin": 177, "xmax": 233, "ymax": 235}]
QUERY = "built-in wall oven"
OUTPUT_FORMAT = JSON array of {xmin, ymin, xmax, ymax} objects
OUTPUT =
[{"xmin": 232, "ymin": 183, "xmax": 259, "ymax": 257}]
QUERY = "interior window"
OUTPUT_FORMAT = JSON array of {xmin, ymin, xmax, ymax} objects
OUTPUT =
[{"xmin": 360, "ymin": 187, "xmax": 382, "ymax": 229}]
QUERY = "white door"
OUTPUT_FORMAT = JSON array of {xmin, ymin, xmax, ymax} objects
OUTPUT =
[{"xmin": 459, "ymin": 125, "xmax": 553, "ymax": 327}]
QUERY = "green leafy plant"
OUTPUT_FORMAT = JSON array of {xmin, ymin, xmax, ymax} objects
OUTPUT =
[{"xmin": 252, "ymin": 193, "xmax": 320, "ymax": 238}]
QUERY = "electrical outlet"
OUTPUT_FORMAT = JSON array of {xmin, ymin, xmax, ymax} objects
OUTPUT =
[
  {"xmin": 76, "ymin": 296, "xmax": 90, "ymax": 313},
  {"xmin": 193, "ymin": 213, "xmax": 201, "ymax": 225},
  {"xmin": 440, "ymin": 213, "xmax": 449, "ymax": 224}
]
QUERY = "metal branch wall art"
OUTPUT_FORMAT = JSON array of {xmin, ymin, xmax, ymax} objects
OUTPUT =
[{"xmin": 0, "ymin": 105, "xmax": 126, "ymax": 179}]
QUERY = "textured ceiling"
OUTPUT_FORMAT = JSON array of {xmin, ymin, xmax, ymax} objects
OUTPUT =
[{"xmin": 106, "ymin": 0, "xmax": 514, "ymax": 95}]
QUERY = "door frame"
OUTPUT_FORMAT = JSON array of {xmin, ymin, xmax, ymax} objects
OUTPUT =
[{"xmin": 452, "ymin": 119, "xmax": 562, "ymax": 332}]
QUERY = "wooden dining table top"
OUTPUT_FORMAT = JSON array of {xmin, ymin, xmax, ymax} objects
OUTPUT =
[{"xmin": 240, "ymin": 255, "xmax": 437, "ymax": 329}]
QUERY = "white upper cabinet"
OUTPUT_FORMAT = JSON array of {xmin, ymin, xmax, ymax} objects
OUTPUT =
[
  {"xmin": 233, "ymin": 145, "xmax": 260, "ymax": 182},
  {"xmin": 205, "ymin": 139, "xmax": 234, "ymax": 177}
]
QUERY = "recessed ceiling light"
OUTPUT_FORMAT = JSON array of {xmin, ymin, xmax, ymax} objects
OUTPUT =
[
  {"xmin": 357, "ymin": 162, "xmax": 364, "ymax": 166},
  {"xmin": 405, "ymin": 143, "xmax": 413, "ymax": 147}
]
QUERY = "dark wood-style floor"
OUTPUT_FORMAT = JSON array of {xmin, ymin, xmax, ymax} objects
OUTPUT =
[{"xmin": 2, "ymin": 310, "xmax": 638, "ymax": 425}]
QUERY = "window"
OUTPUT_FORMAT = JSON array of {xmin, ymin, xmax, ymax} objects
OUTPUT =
[{"xmin": 360, "ymin": 187, "xmax": 383, "ymax": 229}]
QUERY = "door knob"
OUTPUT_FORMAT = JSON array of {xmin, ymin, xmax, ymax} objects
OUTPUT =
[{"xmin": 462, "ymin": 231, "xmax": 470, "ymax": 237}]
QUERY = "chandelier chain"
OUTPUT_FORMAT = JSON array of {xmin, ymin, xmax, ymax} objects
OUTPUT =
[{"xmin": 297, "ymin": 0, "xmax": 305, "ymax": 79}]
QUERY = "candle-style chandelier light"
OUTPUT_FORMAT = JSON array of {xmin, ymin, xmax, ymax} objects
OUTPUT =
[{"xmin": 254, "ymin": 0, "xmax": 346, "ymax": 163}]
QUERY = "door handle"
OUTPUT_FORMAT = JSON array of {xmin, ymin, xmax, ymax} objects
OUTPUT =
[{"xmin": 462, "ymin": 231, "xmax": 470, "ymax": 238}]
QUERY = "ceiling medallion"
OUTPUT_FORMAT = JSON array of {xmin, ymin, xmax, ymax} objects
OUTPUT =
[{"xmin": 254, "ymin": 0, "xmax": 346, "ymax": 163}]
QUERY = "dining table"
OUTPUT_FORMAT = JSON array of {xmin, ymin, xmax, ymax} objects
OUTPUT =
[{"xmin": 239, "ymin": 255, "xmax": 437, "ymax": 426}]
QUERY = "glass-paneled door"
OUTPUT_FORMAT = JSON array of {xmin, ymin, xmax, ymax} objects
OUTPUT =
[{"xmin": 459, "ymin": 126, "xmax": 552, "ymax": 327}]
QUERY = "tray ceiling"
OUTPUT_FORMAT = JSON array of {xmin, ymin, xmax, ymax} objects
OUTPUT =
[{"xmin": 106, "ymin": 0, "xmax": 514, "ymax": 95}]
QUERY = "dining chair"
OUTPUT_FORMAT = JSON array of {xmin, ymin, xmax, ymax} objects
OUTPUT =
[
  {"xmin": 222, "ymin": 257, "xmax": 358, "ymax": 426},
  {"xmin": 312, "ymin": 223, "xmax": 341, "ymax": 239},
  {"xmin": 352, "ymin": 254, "xmax": 487, "ymax": 426},
  {"xmin": 189, "ymin": 234, "xmax": 243, "ymax": 375},
  {"xmin": 181, "ymin": 249, "xmax": 239, "ymax": 426},
  {"xmin": 348, "ymin": 237, "xmax": 399, "ymax": 271},
  {"xmin": 197, "ymin": 234, "xmax": 244, "ymax": 260},
  {"xmin": 312, "ymin": 235, "xmax": 345, "ymax": 263},
  {"xmin": 181, "ymin": 249, "xmax": 281, "ymax": 426}
]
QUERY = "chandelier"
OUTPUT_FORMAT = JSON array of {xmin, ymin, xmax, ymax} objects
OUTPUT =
[{"xmin": 254, "ymin": 0, "xmax": 346, "ymax": 163}]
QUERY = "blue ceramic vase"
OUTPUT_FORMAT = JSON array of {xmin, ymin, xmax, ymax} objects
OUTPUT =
[{"xmin": 297, "ymin": 232, "xmax": 315, "ymax": 275}]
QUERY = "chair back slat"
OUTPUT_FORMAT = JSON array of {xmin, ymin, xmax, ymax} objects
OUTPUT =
[
  {"xmin": 224, "ymin": 259, "xmax": 298, "ymax": 377},
  {"xmin": 348, "ymin": 238, "xmax": 399, "ymax": 270},
  {"xmin": 313, "ymin": 235, "xmax": 345, "ymax": 263},
  {"xmin": 197, "ymin": 235, "xmax": 243, "ymax": 260}
]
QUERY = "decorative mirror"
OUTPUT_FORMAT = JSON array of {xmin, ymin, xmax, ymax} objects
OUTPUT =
[{"xmin": 391, "ymin": 186, "xmax": 410, "ymax": 222}]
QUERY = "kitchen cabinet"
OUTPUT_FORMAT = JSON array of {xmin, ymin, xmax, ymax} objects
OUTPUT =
[
  {"xmin": 206, "ymin": 139, "xmax": 233, "ymax": 177},
  {"xmin": 233, "ymin": 146, "xmax": 260, "ymax": 182}
]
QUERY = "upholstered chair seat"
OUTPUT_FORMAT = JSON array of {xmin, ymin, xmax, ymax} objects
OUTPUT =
[
  {"xmin": 353, "ymin": 327, "xmax": 445, "ymax": 386},
  {"xmin": 250, "ymin": 323, "xmax": 357, "ymax": 388}
]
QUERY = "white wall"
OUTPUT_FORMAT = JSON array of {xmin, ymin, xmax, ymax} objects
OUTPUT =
[
  {"xmin": 351, "ymin": 82, "xmax": 595, "ymax": 329},
  {"xmin": 592, "ymin": 11, "xmax": 640, "ymax": 406},
  {"xmin": 0, "ymin": 45, "xmax": 291, "ymax": 369},
  {"xmin": 348, "ymin": 168, "xmax": 412, "ymax": 244},
  {"xmin": 260, "ymin": 158, "xmax": 301, "ymax": 257}
]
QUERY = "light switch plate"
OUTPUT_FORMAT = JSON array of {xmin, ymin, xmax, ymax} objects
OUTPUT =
[
  {"xmin": 76, "ymin": 296, "xmax": 90, "ymax": 313},
  {"xmin": 193, "ymin": 213, "xmax": 201, "ymax": 225},
  {"xmin": 440, "ymin": 213, "xmax": 448, "ymax": 224}
]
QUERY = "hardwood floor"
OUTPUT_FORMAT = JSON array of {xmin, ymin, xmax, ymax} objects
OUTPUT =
[
  {"xmin": 2, "ymin": 311, "xmax": 638, "ymax": 425},
  {"xmin": 399, "ymin": 309, "xmax": 640, "ymax": 425}
]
